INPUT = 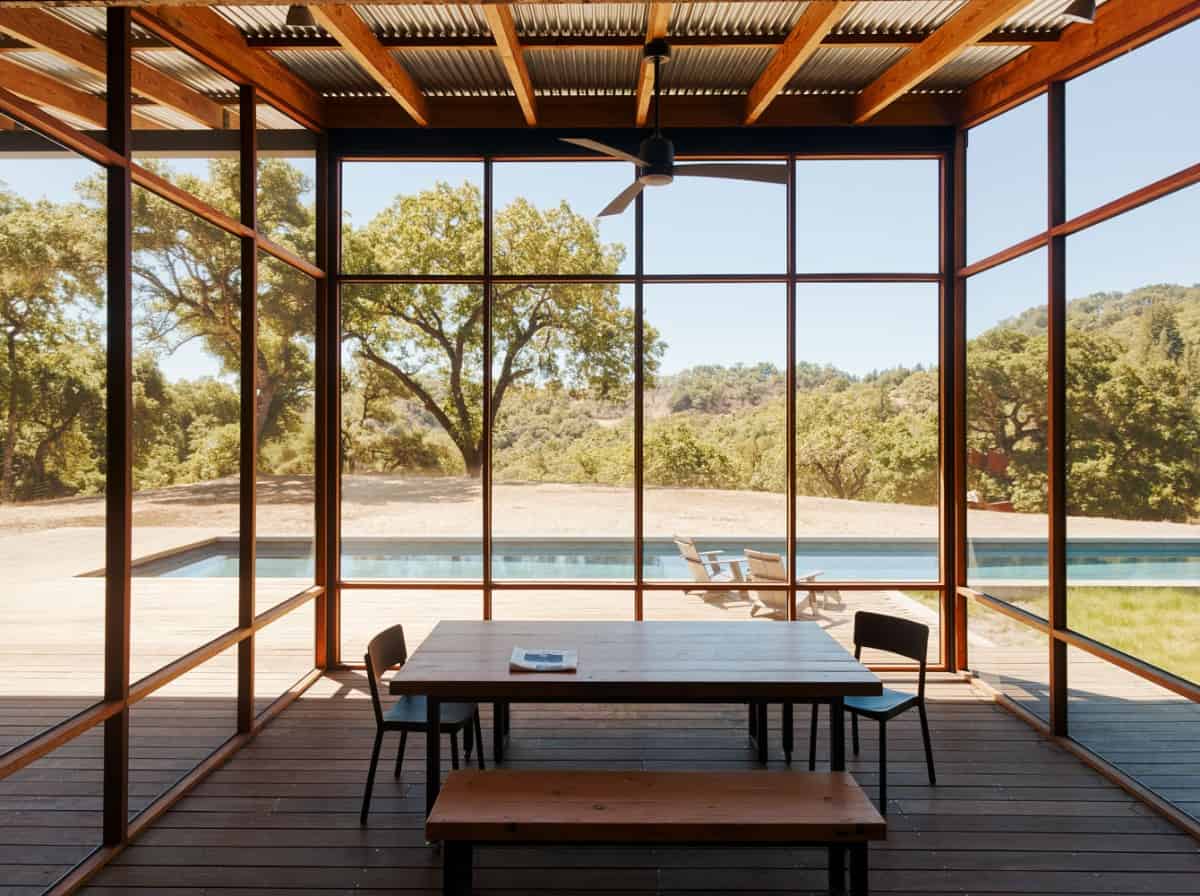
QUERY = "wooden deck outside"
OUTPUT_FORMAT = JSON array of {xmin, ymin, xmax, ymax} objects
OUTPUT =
[{"xmin": 55, "ymin": 672, "xmax": 1200, "ymax": 896}]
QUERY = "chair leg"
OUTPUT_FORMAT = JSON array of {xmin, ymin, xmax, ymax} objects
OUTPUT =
[
  {"xmin": 918, "ymin": 702, "xmax": 936, "ymax": 785},
  {"xmin": 782, "ymin": 702, "xmax": 793, "ymax": 764},
  {"xmin": 851, "ymin": 712, "xmax": 860, "ymax": 756},
  {"xmin": 808, "ymin": 702, "xmax": 819, "ymax": 771},
  {"xmin": 878, "ymin": 719, "xmax": 887, "ymax": 816},
  {"xmin": 450, "ymin": 730, "xmax": 460, "ymax": 770},
  {"xmin": 393, "ymin": 729, "xmax": 407, "ymax": 779},
  {"xmin": 474, "ymin": 711, "xmax": 485, "ymax": 770},
  {"xmin": 748, "ymin": 702, "xmax": 757, "ymax": 739},
  {"xmin": 360, "ymin": 728, "xmax": 383, "ymax": 826},
  {"xmin": 463, "ymin": 714, "xmax": 473, "ymax": 759}
]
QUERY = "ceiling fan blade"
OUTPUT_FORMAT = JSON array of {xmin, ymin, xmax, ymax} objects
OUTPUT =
[
  {"xmin": 598, "ymin": 181, "xmax": 645, "ymax": 217},
  {"xmin": 673, "ymin": 163, "xmax": 789, "ymax": 184},
  {"xmin": 561, "ymin": 137, "xmax": 648, "ymax": 167}
]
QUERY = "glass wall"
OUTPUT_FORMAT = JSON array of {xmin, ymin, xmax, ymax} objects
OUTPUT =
[
  {"xmin": 338, "ymin": 153, "xmax": 945, "ymax": 654},
  {"xmin": 963, "ymin": 19, "xmax": 1200, "ymax": 827}
]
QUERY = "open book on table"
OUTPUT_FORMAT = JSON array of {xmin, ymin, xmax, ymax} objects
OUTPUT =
[{"xmin": 509, "ymin": 647, "xmax": 578, "ymax": 673}]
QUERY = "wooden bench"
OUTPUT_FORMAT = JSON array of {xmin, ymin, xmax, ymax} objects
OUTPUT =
[{"xmin": 426, "ymin": 769, "xmax": 886, "ymax": 895}]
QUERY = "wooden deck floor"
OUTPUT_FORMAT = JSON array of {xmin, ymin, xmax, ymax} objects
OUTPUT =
[{"xmin": 48, "ymin": 672, "xmax": 1199, "ymax": 896}]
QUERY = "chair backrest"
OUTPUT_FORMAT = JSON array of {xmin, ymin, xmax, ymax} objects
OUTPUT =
[
  {"xmin": 743, "ymin": 548, "xmax": 786, "ymax": 583},
  {"xmin": 852, "ymin": 611, "xmax": 929, "ymax": 697},
  {"xmin": 673, "ymin": 535, "xmax": 712, "ymax": 585},
  {"xmin": 364, "ymin": 624, "xmax": 409, "ymax": 726}
]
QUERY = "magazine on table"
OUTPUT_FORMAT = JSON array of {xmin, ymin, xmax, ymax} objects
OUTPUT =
[{"xmin": 509, "ymin": 647, "xmax": 578, "ymax": 673}]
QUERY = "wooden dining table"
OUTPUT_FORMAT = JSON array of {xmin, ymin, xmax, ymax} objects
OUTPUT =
[{"xmin": 389, "ymin": 619, "xmax": 883, "ymax": 816}]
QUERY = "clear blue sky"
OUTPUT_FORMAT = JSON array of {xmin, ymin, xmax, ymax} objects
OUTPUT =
[{"xmin": 3, "ymin": 20, "xmax": 1195, "ymax": 380}]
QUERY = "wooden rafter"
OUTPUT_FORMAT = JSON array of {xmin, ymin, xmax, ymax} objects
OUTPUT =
[
  {"xmin": 0, "ymin": 57, "xmax": 161, "ymax": 130},
  {"xmin": 744, "ymin": 1, "xmax": 852, "ymax": 125},
  {"xmin": 483, "ymin": 4, "xmax": 537, "ymax": 126},
  {"xmin": 853, "ymin": 0, "xmax": 1032, "ymax": 124},
  {"xmin": 308, "ymin": 4, "xmax": 429, "ymax": 126},
  {"xmin": 0, "ymin": 8, "xmax": 231, "ymax": 129},
  {"xmin": 634, "ymin": 3, "xmax": 671, "ymax": 127},
  {"xmin": 130, "ymin": 6, "xmax": 326, "ymax": 130},
  {"xmin": 961, "ymin": 0, "xmax": 1200, "ymax": 126}
]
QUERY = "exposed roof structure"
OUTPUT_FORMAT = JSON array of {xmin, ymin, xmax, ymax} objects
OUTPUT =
[{"xmin": 0, "ymin": 1, "xmax": 1114, "ymax": 130}]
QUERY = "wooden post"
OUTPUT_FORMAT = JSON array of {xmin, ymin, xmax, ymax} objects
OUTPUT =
[
  {"xmin": 102, "ymin": 5, "xmax": 133, "ymax": 848},
  {"xmin": 318, "ymin": 133, "xmax": 341, "ymax": 664},
  {"xmin": 482, "ymin": 158, "xmax": 494, "ymax": 621},
  {"xmin": 940, "ymin": 142, "xmax": 960, "ymax": 672},
  {"xmin": 237, "ymin": 84, "xmax": 258, "ymax": 733},
  {"xmin": 785, "ymin": 156, "xmax": 797, "ymax": 622},
  {"xmin": 313, "ymin": 131, "xmax": 330, "ymax": 669},
  {"xmin": 633, "ymin": 189, "xmax": 645, "ymax": 620},
  {"xmin": 1047, "ymin": 81, "xmax": 1068, "ymax": 736}
]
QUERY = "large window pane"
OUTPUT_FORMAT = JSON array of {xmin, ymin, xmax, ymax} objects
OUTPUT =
[
  {"xmin": 491, "ymin": 589, "xmax": 632, "ymax": 621},
  {"xmin": 0, "ymin": 150, "xmax": 107, "ymax": 745},
  {"xmin": 1066, "ymin": 186, "xmax": 1200, "ymax": 683},
  {"xmin": 131, "ymin": 186, "xmax": 241, "ymax": 680},
  {"xmin": 340, "ymin": 590, "xmax": 480, "ymax": 663},
  {"xmin": 341, "ymin": 283, "xmax": 483, "ymax": 580},
  {"xmin": 967, "ymin": 599, "xmax": 1050, "ymax": 722},
  {"xmin": 645, "ymin": 161, "xmax": 787, "ymax": 274},
  {"xmin": 966, "ymin": 95, "xmax": 1047, "ymax": 263},
  {"xmin": 1067, "ymin": 646, "xmax": 1200, "ymax": 823},
  {"xmin": 1066, "ymin": 20, "xmax": 1200, "ymax": 217},
  {"xmin": 254, "ymin": 607, "xmax": 314, "ymax": 717},
  {"xmin": 256, "ymin": 253, "xmax": 315, "ymax": 608},
  {"xmin": 492, "ymin": 283, "xmax": 634, "ymax": 581},
  {"xmin": 795, "ymin": 284, "xmax": 939, "ymax": 582},
  {"xmin": 643, "ymin": 284, "xmax": 786, "ymax": 591},
  {"xmin": 796, "ymin": 159, "xmax": 939, "ymax": 273},
  {"xmin": 0, "ymin": 735, "xmax": 101, "ymax": 890},
  {"xmin": 342, "ymin": 161, "xmax": 483, "ymax": 275},
  {"xmin": 965, "ymin": 249, "xmax": 1048, "ymax": 613},
  {"xmin": 257, "ymin": 103, "xmax": 316, "ymax": 262},
  {"xmin": 493, "ymin": 161, "xmax": 634, "ymax": 276},
  {"xmin": 128, "ymin": 646, "xmax": 237, "ymax": 818}
]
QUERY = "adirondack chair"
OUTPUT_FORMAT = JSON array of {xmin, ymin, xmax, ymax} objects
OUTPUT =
[
  {"xmin": 673, "ymin": 535, "xmax": 746, "ymax": 596},
  {"xmin": 743, "ymin": 549, "xmax": 823, "ymax": 618}
]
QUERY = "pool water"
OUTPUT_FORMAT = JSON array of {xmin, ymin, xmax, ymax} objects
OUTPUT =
[{"xmin": 134, "ymin": 537, "xmax": 1200, "ymax": 583}]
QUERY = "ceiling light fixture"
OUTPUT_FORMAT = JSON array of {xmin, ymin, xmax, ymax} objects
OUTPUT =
[
  {"xmin": 1061, "ymin": 0, "xmax": 1097, "ymax": 24},
  {"xmin": 285, "ymin": 5, "xmax": 317, "ymax": 29}
]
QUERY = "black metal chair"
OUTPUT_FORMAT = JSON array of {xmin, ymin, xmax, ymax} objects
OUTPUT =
[
  {"xmin": 794, "ymin": 611, "xmax": 936, "ymax": 815},
  {"xmin": 360, "ymin": 624, "xmax": 484, "ymax": 825}
]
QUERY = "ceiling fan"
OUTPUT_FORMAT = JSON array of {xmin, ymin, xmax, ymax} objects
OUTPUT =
[{"xmin": 561, "ymin": 40, "xmax": 788, "ymax": 217}]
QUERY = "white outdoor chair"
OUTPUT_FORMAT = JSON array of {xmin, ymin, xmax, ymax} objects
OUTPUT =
[{"xmin": 744, "ymin": 548, "xmax": 823, "ymax": 618}]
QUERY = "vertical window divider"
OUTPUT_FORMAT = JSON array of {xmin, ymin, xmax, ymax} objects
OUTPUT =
[
  {"xmin": 103, "ymin": 4, "xmax": 133, "ymax": 849},
  {"xmin": 324, "ymin": 145, "xmax": 342, "ymax": 664},
  {"xmin": 313, "ymin": 132, "xmax": 330, "ymax": 669},
  {"xmin": 237, "ymin": 84, "xmax": 258, "ymax": 734},
  {"xmin": 483, "ymin": 158, "xmax": 494, "ymax": 619},
  {"xmin": 951, "ymin": 131, "xmax": 969, "ymax": 673},
  {"xmin": 785, "ymin": 156, "xmax": 797, "ymax": 622},
  {"xmin": 940, "ymin": 146, "xmax": 959, "ymax": 672},
  {"xmin": 1047, "ymin": 80, "xmax": 1069, "ymax": 736},
  {"xmin": 634, "ymin": 189, "xmax": 645, "ymax": 619}
]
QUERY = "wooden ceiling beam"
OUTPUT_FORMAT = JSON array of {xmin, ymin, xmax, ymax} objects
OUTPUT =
[
  {"xmin": 853, "ymin": 0, "xmax": 1032, "ymax": 124},
  {"xmin": 130, "ymin": 5, "xmax": 325, "ymax": 130},
  {"xmin": 745, "ymin": 1, "xmax": 853, "ymax": 125},
  {"xmin": 0, "ymin": 8, "xmax": 231, "ymax": 129},
  {"xmin": 0, "ymin": 57, "xmax": 162, "ymax": 130},
  {"xmin": 635, "ymin": 3, "xmax": 672, "ymax": 127},
  {"xmin": 962, "ymin": 0, "xmax": 1200, "ymax": 127},
  {"xmin": 308, "ymin": 4, "xmax": 429, "ymax": 126},
  {"xmin": 483, "ymin": 4, "xmax": 537, "ymax": 126}
]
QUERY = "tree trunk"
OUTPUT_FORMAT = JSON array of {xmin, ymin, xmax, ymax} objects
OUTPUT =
[
  {"xmin": 1, "ymin": 332, "xmax": 18, "ymax": 503},
  {"xmin": 459, "ymin": 441, "xmax": 482, "ymax": 479}
]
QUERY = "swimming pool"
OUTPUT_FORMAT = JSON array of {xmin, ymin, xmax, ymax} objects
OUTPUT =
[{"xmin": 128, "ymin": 536, "xmax": 1200, "ymax": 583}]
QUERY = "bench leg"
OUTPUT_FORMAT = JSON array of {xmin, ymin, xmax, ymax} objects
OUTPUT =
[
  {"xmin": 782, "ymin": 702, "xmax": 793, "ymax": 764},
  {"xmin": 493, "ymin": 702, "xmax": 506, "ymax": 763},
  {"xmin": 849, "ymin": 844, "xmax": 868, "ymax": 896},
  {"xmin": 828, "ymin": 845, "xmax": 845, "ymax": 895},
  {"xmin": 443, "ymin": 841, "xmax": 473, "ymax": 896}
]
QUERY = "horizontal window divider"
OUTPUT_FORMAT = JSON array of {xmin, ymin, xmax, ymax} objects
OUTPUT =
[
  {"xmin": 253, "ymin": 585, "xmax": 324, "ymax": 630},
  {"xmin": 1054, "ymin": 627, "xmax": 1200, "ymax": 703},
  {"xmin": 641, "ymin": 273, "xmax": 789, "ymax": 283},
  {"xmin": 132, "ymin": 163, "xmax": 253, "ymax": 239},
  {"xmin": 1052, "ymin": 160, "xmax": 1200, "ymax": 240},
  {"xmin": 257, "ymin": 235, "xmax": 325, "ymax": 280},
  {"xmin": 959, "ymin": 586, "xmax": 1049, "ymax": 632},
  {"xmin": 0, "ymin": 699, "xmax": 123, "ymax": 781},
  {"xmin": 492, "ymin": 274, "xmax": 635, "ymax": 283},
  {"xmin": 792, "ymin": 272, "xmax": 942, "ymax": 282},
  {"xmin": 488, "ymin": 580, "xmax": 640, "ymax": 590},
  {"xmin": 0, "ymin": 86, "xmax": 124, "ymax": 168},
  {"xmin": 339, "ymin": 579, "xmax": 942, "ymax": 591},
  {"xmin": 337, "ymin": 273, "xmax": 484, "ymax": 284},
  {"xmin": 958, "ymin": 232, "xmax": 1049, "ymax": 278}
]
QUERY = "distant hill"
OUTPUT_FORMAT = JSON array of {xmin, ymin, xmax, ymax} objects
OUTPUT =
[{"xmin": 997, "ymin": 283, "xmax": 1200, "ymax": 343}]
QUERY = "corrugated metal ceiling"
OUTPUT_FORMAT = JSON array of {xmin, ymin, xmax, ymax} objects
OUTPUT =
[{"xmin": 526, "ymin": 48, "xmax": 639, "ymax": 96}]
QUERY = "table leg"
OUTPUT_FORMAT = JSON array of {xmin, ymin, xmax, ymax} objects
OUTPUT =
[
  {"xmin": 493, "ymin": 701, "xmax": 506, "ymax": 763},
  {"xmin": 828, "ymin": 845, "xmax": 846, "ymax": 895},
  {"xmin": 849, "ymin": 843, "xmax": 868, "ymax": 895},
  {"xmin": 830, "ymin": 697, "xmax": 846, "ymax": 772},
  {"xmin": 426, "ymin": 697, "xmax": 441, "ymax": 818},
  {"xmin": 443, "ymin": 841, "xmax": 472, "ymax": 895},
  {"xmin": 756, "ymin": 702, "xmax": 768, "ymax": 765}
]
